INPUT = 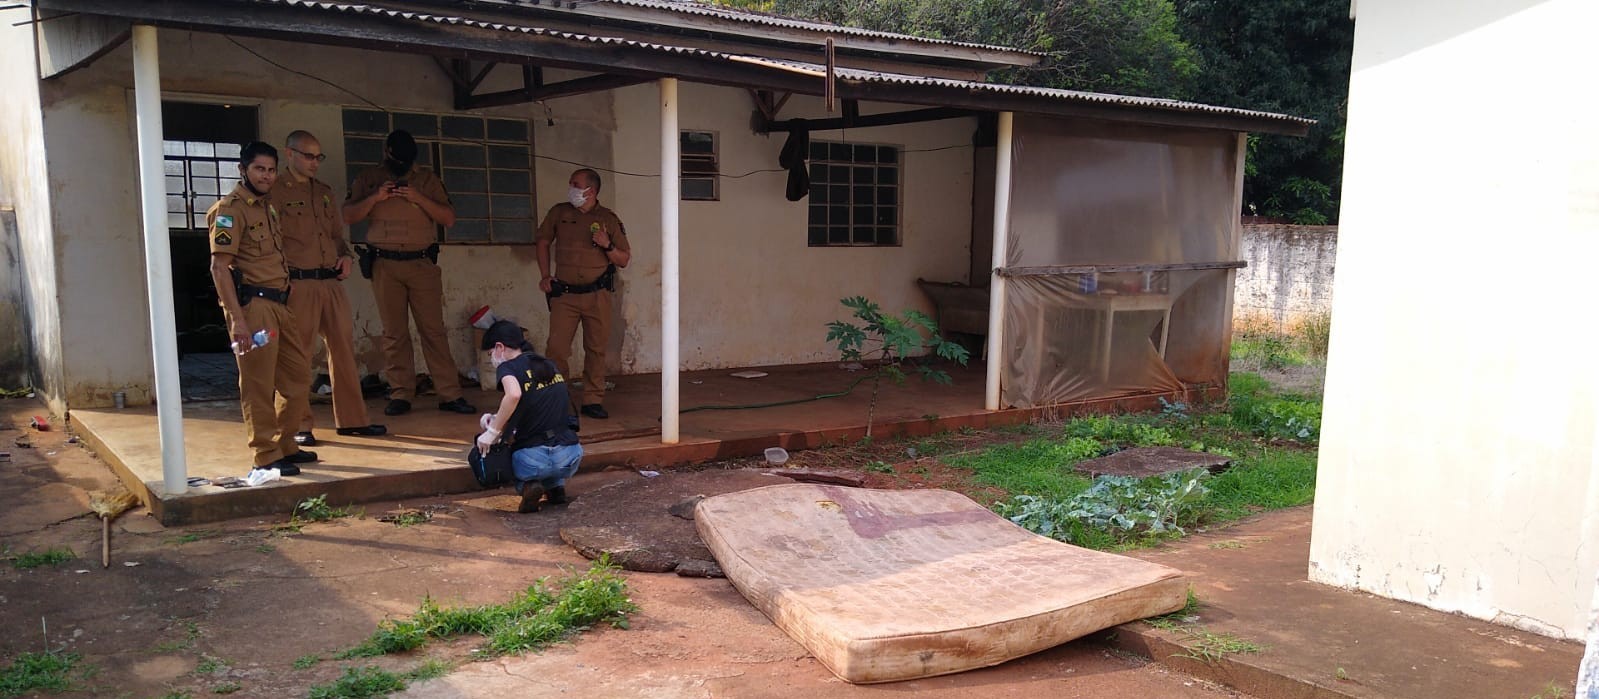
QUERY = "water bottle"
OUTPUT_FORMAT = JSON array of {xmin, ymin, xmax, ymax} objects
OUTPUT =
[{"xmin": 232, "ymin": 329, "xmax": 273, "ymax": 355}]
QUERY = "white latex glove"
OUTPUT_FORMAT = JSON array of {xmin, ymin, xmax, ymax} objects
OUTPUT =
[
  {"xmin": 479, "ymin": 413, "xmax": 495, "ymax": 431},
  {"xmin": 476, "ymin": 428, "xmax": 500, "ymax": 453}
]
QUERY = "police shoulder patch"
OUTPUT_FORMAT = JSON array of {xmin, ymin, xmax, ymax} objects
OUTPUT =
[
  {"xmin": 214, "ymin": 231, "xmax": 233, "ymax": 247},
  {"xmin": 216, "ymin": 214, "xmax": 234, "ymax": 229}
]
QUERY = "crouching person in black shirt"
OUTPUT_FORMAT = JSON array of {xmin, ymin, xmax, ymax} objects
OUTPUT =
[{"xmin": 476, "ymin": 321, "xmax": 582, "ymax": 513}]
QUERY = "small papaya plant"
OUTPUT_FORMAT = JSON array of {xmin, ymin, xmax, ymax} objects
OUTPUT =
[{"xmin": 825, "ymin": 296, "xmax": 970, "ymax": 438}]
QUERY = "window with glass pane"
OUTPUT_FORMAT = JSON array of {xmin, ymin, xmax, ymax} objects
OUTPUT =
[
  {"xmin": 806, "ymin": 141, "xmax": 899, "ymax": 247},
  {"xmin": 342, "ymin": 109, "xmax": 537, "ymax": 244},
  {"xmin": 680, "ymin": 130, "xmax": 718, "ymax": 201},
  {"xmin": 163, "ymin": 139, "xmax": 244, "ymax": 230}
]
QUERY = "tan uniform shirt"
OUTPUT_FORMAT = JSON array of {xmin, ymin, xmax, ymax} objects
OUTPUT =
[
  {"xmin": 208, "ymin": 184, "xmax": 289, "ymax": 289},
  {"xmin": 535, "ymin": 203, "xmax": 631, "ymax": 285},
  {"xmin": 272, "ymin": 173, "xmax": 350, "ymax": 270},
  {"xmin": 348, "ymin": 165, "xmax": 449, "ymax": 251}
]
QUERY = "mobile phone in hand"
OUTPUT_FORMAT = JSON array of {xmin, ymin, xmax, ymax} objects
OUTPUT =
[{"xmin": 395, "ymin": 178, "xmax": 408, "ymax": 188}]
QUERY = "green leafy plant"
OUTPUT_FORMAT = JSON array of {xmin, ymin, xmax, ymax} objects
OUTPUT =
[
  {"xmin": 995, "ymin": 468, "xmax": 1211, "ymax": 545},
  {"xmin": 292, "ymin": 655, "xmax": 321, "ymax": 670},
  {"xmin": 9, "ymin": 547, "xmax": 75, "ymax": 570},
  {"xmin": 212, "ymin": 681, "xmax": 242, "ymax": 694},
  {"xmin": 826, "ymin": 296, "xmax": 969, "ymax": 437},
  {"xmin": 294, "ymin": 495, "xmax": 356, "ymax": 523},
  {"xmin": 864, "ymin": 461, "xmax": 894, "ymax": 474},
  {"xmin": 337, "ymin": 559, "xmax": 636, "ymax": 660},
  {"xmin": 0, "ymin": 651, "xmax": 85, "ymax": 697},
  {"xmin": 308, "ymin": 666, "xmax": 406, "ymax": 699}
]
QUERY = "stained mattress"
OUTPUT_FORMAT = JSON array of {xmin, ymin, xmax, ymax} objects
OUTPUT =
[{"xmin": 695, "ymin": 483, "xmax": 1188, "ymax": 683}]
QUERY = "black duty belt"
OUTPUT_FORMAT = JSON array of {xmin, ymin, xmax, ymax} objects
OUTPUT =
[
  {"xmin": 289, "ymin": 267, "xmax": 340, "ymax": 280},
  {"xmin": 239, "ymin": 284, "xmax": 290, "ymax": 305},
  {"xmin": 371, "ymin": 246, "xmax": 434, "ymax": 261},
  {"xmin": 549, "ymin": 264, "xmax": 617, "ymax": 298}
]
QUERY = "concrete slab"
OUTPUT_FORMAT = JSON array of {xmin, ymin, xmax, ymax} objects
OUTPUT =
[
  {"xmin": 70, "ymin": 362, "xmax": 1222, "ymax": 525},
  {"xmin": 1111, "ymin": 507, "xmax": 1584, "ymax": 699}
]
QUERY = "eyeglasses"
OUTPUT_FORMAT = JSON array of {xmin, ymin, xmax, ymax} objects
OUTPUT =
[{"xmin": 290, "ymin": 148, "xmax": 327, "ymax": 163}]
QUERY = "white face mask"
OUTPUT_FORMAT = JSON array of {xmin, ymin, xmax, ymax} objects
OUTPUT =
[
  {"xmin": 567, "ymin": 186, "xmax": 589, "ymax": 208},
  {"xmin": 490, "ymin": 348, "xmax": 506, "ymax": 368}
]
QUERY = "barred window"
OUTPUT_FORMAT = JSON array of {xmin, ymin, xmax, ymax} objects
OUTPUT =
[
  {"xmin": 342, "ymin": 108, "xmax": 536, "ymax": 244},
  {"xmin": 163, "ymin": 140, "xmax": 242, "ymax": 230},
  {"xmin": 806, "ymin": 141, "xmax": 900, "ymax": 247},
  {"xmin": 681, "ymin": 130, "xmax": 719, "ymax": 201}
]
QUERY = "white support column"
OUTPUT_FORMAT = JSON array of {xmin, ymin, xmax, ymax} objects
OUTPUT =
[
  {"xmin": 660, "ymin": 78, "xmax": 680, "ymax": 444},
  {"xmin": 132, "ymin": 25, "xmax": 188, "ymax": 495},
  {"xmin": 984, "ymin": 112, "xmax": 1015, "ymax": 411}
]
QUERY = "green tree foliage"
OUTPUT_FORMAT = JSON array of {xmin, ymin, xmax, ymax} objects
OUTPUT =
[
  {"xmin": 1175, "ymin": 0, "xmax": 1353, "ymax": 224},
  {"xmin": 712, "ymin": 0, "xmax": 1352, "ymax": 224}
]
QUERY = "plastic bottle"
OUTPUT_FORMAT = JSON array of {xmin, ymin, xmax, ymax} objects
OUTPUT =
[{"xmin": 232, "ymin": 329, "xmax": 274, "ymax": 355}]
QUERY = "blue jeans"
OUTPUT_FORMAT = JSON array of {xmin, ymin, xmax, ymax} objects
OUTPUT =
[{"xmin": 511, "ymin": 442, "xmax": 583, "ymax": 492}]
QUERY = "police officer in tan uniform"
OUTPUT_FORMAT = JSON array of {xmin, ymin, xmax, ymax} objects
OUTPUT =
[
  {"xmin": 206, "ymin": 142, "xmax": 316, "ymax": 475},
  {"xmin": 536, "ymin": 169, "xmax": 631, "ymax": 419},
  {"xmin": 274, "ymin": 130, "xmax": 386, "ymax": 446},
  {"xmin": 343, "ymin": 130, "xmax": 475, "ymax": 417}
]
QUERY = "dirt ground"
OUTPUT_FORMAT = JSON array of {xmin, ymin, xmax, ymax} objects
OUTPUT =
[{"xmin": 0, "ymin": 400, "xmax": 1254, "ymax": 699}]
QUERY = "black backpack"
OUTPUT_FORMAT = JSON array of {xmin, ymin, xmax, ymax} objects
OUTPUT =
[{"xmin": 468, "ymin": 443, "xmax": 514, "ymax": 489}]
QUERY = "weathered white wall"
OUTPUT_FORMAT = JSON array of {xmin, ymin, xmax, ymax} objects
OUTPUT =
[
  {"xmin": 1233, "ymin": 224, "xmax": 1336, "ymax": 332},
  {"xmin": 38, "ymin": 29, "xmax": 975, "ymax": 407},
  {"xmin": 608, "ymin": 82, "xmax": 975, "ymax": 373},
  {"xmin": 1312, "ymin": 0, "xmax": 1599, "ymax": 640},
  {"xmin": 0, "ymin": 7, "xmax": 66, "ymax": 413}
]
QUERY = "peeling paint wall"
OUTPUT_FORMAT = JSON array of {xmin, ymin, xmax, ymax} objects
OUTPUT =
[
  {"xmin": 1311, "ymin": 0, "xmax": 1599, "ymax": 640},
  {"xmin": 1233, "ymin": 224, "xmax": 1336, "ymax": 333},
  {"xmin": 0, "ymin": 7, "xmax": 66, "ymax": 413},
  {"xmin": 37, "ymin": 30, "xmax": 974, "ymax": 408}
]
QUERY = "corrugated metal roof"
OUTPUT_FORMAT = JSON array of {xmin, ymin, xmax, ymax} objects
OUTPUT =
[
  {"xmin": 735, "ymin": 57, "xmax": 1317, "ymax": 128},
  {"xmin": 240, "ymin": 1, "xmax": 1309, "ymax": 131},
  {"xmin": 578, "ymin": 0, "xmax": 1045, "ymax": 58}
]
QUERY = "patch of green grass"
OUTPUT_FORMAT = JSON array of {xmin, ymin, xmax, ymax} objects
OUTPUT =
[
  {"xmin": 0, "ymin": 651, "xmax": 85, "ymax": 696},
  {"xmin": 308, "ymin": 666, "xmax": 406, "ymax": 699},
  {"xmin": 947, "ymin": 437, "xmax": 1099, "ymax": 498},
  {"xmin": 153, "ymin": 621, "xmax": 201, "ymax": 654},
  {"xmin": 388, "ymin": 511, "xmax": 430, "ymax": 527},
  {"xmin": 292, "ymin": 655, "xmax": 321, "ymax": 670},
  {"xmin": 338, "ymin": 559, "xmax": 636, "ymax": 660},
  {"xmin": 158, "ymin": 692, "xmax": 194, "ymax": 699},
  {"xmin": 1145, "ymin": 587, "xmax": 1202, "ymax": 631},
  {"xmin": 1227, "ymin": 372, "xmax": 1321, "ymax": 443},
  {"xmin": 294, "ymin": 495, "xmax": 357, "ymax": 523},
  {"xmin": 1531, "ymin": 680, "xmax": 1571, "ymax": 699},
  {"xmin": 1174, "ymin": 629, "xmax": 1264, "ymax": 664},
  {"xmin": 10, "ymin": 547, "xmax": 75, "ymax": 569},
  {"xmin": 306, "ymin": 660, "xmax": 454, "ymax": 699},
  {"xmin": 863, "ymin": 461, "xmax": 894, "ymax": 474},
  {"xmin": 211, "ymin": 681, "xmax": 241, "ymax": 694},
  {"xmin": 194, "ymin": 656, "xmax": 224, "ymax": 675},
  {"xmin": 1209, "ymin": 540, "xmax": 1247, "ymax": 550},
  {"xmin": 254, "ymin": 544, "xmax": 275, "ymax": 555}
]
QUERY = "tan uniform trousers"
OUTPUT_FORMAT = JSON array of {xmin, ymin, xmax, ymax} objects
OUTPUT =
[
  {"xmin": 234, "ymin": 298, "xmax": 311, "ymax": 466},
  {"xmin": 546, "ymin": 289, "xmax": 611, "ymax": 406},
  {"xmin": 372, "ymin": 257, "xmax": 462, "ymax": 402},
  {"xmin": 288, "ymin": 278, "xmax": 370, "ymax": 430}
]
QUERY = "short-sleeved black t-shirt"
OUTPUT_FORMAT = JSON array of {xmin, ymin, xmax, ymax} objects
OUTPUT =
[{"xmin": 495, "ymin": 353, "xmax": 579, "ymax": 450}]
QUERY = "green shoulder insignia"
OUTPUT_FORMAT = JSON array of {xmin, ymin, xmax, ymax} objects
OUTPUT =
[{"xmin": 214, "ymin": 231, "xmax": 233, "ymax": 247}]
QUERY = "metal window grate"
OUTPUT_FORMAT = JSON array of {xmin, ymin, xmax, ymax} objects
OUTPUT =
[
  {"xmin": 342, "ymin": 108, "xmax": 537, "ymax": 244},
  {"xmin": 806, "ymin": 141, "xmax": 899, "ymax": 247},
  {"xmin": 681, "ymin": 130, "xmax": 719, "ymax": 201}
]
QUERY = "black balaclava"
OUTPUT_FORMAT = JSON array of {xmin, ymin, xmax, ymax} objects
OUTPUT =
[{"xmin": 384, "ymin": 130, "xmax": 417, "ymax": 177}]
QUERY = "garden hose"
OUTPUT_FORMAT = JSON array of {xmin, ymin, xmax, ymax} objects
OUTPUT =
[{"xmin": 679, "ymin": 374, "xmax": 874, "ymax": 414}]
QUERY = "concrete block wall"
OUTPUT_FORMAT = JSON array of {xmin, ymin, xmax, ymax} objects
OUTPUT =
[{"xmin": 1233, "ymin": 224, "xmax": 1337, "ymax": 333}]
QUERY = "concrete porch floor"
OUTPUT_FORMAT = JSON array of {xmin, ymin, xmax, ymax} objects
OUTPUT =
[{"xmin": 76, "ymin": 362, "xmax": 1191, "ymax": 525}]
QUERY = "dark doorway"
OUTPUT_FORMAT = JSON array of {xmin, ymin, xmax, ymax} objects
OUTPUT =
[{"xmin": 163, "ymin": 101, "xmax": 256, "ymax": 400}]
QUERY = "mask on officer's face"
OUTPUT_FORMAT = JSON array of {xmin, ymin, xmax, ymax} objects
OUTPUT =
[{"xmin": 567, "ymin": 187, "xmax": 589, "ymax": 208}]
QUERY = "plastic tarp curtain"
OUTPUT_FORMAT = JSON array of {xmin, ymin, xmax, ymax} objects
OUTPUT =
[{"xmin": 1001, "ymin": 115, "xmax": 1240, "ymax": 408}]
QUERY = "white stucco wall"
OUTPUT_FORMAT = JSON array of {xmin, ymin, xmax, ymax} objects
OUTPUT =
[
  {"xmin": 1311, "ymin": 0, "xmax": 1599, "ymax": 639},
  {"xmin": 0, "ymin": 7, "xmax": 67, "ymax": 414},
  {"xmin": 37, "ymin": 29, "xmax": 975, "ymax": 407}
]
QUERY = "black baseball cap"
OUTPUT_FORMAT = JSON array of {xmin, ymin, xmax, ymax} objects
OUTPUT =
[{"xmin": 481, "ymin": 320, "xmax": 529, "ymax": 351}]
